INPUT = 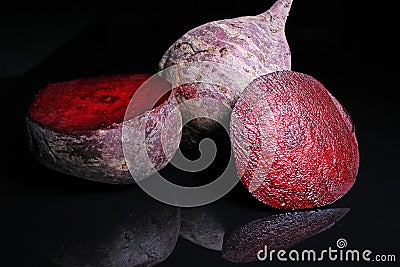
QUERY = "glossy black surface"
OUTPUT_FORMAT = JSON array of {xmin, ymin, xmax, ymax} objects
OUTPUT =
[{"xmin": 1, "ymin": 1, "xmax": 398, "ymax": 266}]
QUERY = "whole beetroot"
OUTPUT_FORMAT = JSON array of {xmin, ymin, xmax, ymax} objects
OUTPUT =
[
  {"xmin": 230, "ymin": 71, "xmax": 359, "ymax": 209},
  {"xmin": 159, "ymin": 0, "xmax": 293, "ymax": 148}
]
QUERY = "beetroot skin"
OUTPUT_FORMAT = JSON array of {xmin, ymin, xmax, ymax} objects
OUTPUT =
[
  {"xmin": 160, "ymin": 0, "xmax": 292, "ymax": 77},
  {"xmin": 26, "ymin": 74, "xmax": 181, "ymax": 184},
  {"xmin": 230, "ymin": 71, "xmax": 359, "ymax": 209}
]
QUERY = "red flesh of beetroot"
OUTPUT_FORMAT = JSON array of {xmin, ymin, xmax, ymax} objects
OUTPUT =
[
  {"xmin": 231, "ymin": 71, "xmax": 359, "ymax": 209},
  {"xmin": 29, "ymin": 74, "xmax": 170, "ymax": 133}
]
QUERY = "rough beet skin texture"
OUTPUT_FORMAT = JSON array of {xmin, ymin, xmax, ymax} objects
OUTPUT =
[
  {"xmin": 230, "ymin": 71, "xmax": 359, "ymax": 209},
  {"xmin": 26, "ymin": 74, "xmax": 181, "ymax": 184}
]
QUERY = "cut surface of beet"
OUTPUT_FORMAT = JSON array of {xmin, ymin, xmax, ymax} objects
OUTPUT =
[
  {"xmin": 230, "ymin": 71, "xmax": 359, "ymax": 209},
  {"xmin": 29, "ymin": 74, "xmax": 170, "ymax": 133}
]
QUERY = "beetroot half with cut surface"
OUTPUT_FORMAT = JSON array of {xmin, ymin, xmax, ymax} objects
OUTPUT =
[
  {"xmin": 230, "ymin": 71, "xmax": 359, "ymax": 209},
  {"xmin": 26, "ymin": 74, "xmax": 181, "ymax": 184}
]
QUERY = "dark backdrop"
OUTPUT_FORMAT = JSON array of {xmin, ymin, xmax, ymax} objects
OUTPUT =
[{"xmin": 1, "ymin": 1, "xmax": 398, "ymax": 266}]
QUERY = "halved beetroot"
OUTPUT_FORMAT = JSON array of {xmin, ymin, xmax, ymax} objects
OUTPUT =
[
  {"xmin": 230, "ymin": 71, "xmax": 359, "ymax": 209},
  {"xmin": 26, "ymin": 74, "xmax": 181, "ymax": 184}
]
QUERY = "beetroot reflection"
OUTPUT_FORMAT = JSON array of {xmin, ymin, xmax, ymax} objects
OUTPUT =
[
  {"xmin": 42, "ymin": 187, "xmax": 180, "ymax": 267},
  {"xmin": 180, "ymin": 206, "xmax": 225, "ymax": 251},
  {"xmin": 222, "ymin": 208, "xmax": 350, "ymax": 263}
]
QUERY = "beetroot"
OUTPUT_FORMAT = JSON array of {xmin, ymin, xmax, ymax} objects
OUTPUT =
[
  {"xmin": 159, "ymin": 0, "xmax": 293, "ymax": 148},
  {"xmin": 230, "ymin": 71, "xmax": 359, "ymax": 209},
  {"xmin": 26, "ymin": 74, "xmax": 181, "ymax": 184}
]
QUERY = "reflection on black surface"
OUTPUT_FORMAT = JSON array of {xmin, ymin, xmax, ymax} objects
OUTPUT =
[
  {"xmin": 41, "ymin": 187, "xmax": 180, "ymax": 267},
  {"xmin": 180, "ymin": 206, "xmax": 225, "ymax": 251},
  {"xmin": 222, "ymin": 208, "xmax": 350, "ymax": 263}
]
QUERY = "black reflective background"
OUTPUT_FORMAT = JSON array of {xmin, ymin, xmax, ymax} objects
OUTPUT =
[{"xmin": 1, "ymin": 1, "xmax": 399, "ymax": 266}]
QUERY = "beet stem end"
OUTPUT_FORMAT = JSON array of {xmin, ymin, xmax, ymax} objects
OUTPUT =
[{"xmin": 260, "ymin": 0, "xmax": 293, "ymax": 23}]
